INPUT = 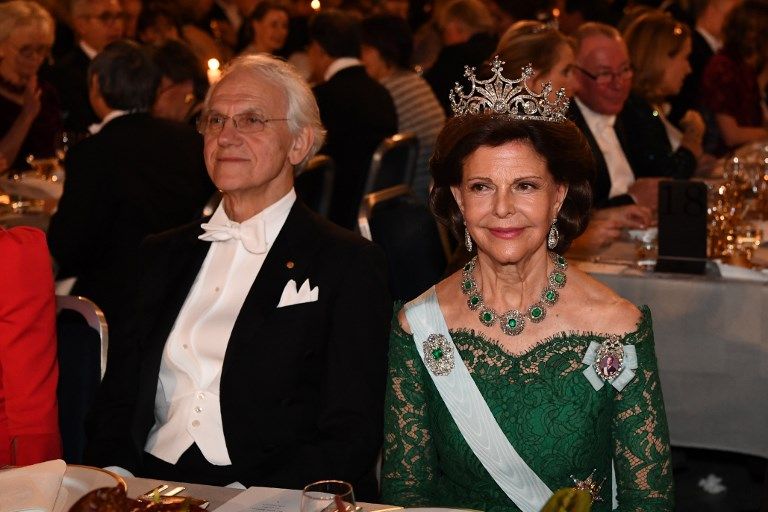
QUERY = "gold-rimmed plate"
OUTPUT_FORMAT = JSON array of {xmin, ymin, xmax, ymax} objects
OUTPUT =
[{"xmin": 52, "ymin": 465, "xmax": 126, "ymax": 512}]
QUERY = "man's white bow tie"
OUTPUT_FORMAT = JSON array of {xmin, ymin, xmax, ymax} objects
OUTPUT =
[{"xmin": 199, "ymin": 220, "xmax": 267, "ymax": 254}]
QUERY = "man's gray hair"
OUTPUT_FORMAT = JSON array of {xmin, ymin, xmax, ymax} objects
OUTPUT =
[
  {"xmin": 0, "ymin": 1, "xmax": 54, "ymax": 43},
  {"xmin": 204, "ymin": 54, "xmax": 326, "ymax": 169}
]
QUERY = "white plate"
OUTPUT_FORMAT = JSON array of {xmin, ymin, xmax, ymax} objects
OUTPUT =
[{"xmin": 53, "ymin": 465, "xmax": 125, "ymax": 512}]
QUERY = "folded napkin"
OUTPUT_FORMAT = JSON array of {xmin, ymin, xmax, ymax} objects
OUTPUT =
[{"xmin": 0, "ymin": 459, "xmax": 66, "ymax": 512}]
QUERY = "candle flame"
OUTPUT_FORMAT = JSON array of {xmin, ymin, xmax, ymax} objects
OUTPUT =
[
  {"xmin": 310, "ymin": 0, "xmax": 320, "ymax": 10},
  {"xmin": 208, "ymin": 58, "xmax": 220, "ymax": 71}
]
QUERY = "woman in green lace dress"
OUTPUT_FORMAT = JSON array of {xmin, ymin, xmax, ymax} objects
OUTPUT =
[{"xmin": 380, "ymin": 66, "xmax": 674, "ymax": 511}]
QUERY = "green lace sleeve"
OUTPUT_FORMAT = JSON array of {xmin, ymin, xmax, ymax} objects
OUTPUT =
[
  {"xmin": 380, "ymin": 315, "xmax": 437, "ymax": 507},
  {"xmin": 612, "ymin": 307, "xmax": 674, "ymax": 511}
]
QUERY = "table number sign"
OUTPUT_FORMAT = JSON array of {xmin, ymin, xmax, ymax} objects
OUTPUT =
[{"xmin": 656, "ymin": 180, "xmax": 708, "ymax": 274}]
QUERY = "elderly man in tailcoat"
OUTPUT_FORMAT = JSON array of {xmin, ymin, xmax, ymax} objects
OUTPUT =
[{"xmin": 85, "ymin": 54, "xmax": 391, "ymax": 499}]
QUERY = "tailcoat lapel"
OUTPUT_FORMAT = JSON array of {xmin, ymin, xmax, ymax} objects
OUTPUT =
[{"xmin": 221, "ymin": 201, "xmax": 321, "ymax": 378}]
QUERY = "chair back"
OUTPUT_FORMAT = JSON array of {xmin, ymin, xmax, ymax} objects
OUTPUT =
[
  {"xmin": 296, "ymin": 154, "xmax": 335, "ymax": 217},
  {"xmin": 358, "ymin": 185, "xmax": 447, "ymax": 301},
  {"xmin": 55, "ymin": 295, "xmax": 108, "ymax": 463},
  {"xmin": 363, "ymin": 133, "xmax": 419, "ymax": 196},
  {"xmin": 56, "ymin": 295, "xmax": 108, "ymax": 379}
]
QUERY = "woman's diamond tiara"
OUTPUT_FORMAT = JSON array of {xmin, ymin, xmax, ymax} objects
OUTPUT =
[{"xmin": 449, "ymin": 56, "xmax": 570, "ymax": 122}]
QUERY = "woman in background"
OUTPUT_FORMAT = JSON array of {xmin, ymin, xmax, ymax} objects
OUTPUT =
[
  {"xmin": 621, "ymin": 11, "xmax": 705, "ymax": 179},
  {"xmin": 700, "ymin": 0, "xmax": 768, "ymax": 155},
  {"xmin": 240, "ymin": 2, "xmax": 290, "ymax": 56},
  {"xmin": 0, "ymin": 226, "xmax": 61, "ymax": 466},
  {"xmin": 0, "ymin": 1, "xmax": 62, "ymax": 171},
  {"xmin": 495, "ymin": 20, "xmax": 576, "ymax": 98}
]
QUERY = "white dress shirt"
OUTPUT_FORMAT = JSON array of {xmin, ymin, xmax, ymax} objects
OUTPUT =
[
  {"xmin": 695, "ymin": 26, "xmax": 722, "ymax": 53},
  {"xmin": 324, "ymin": 57, "xmax": 363, "ymax": 82},
  {"xmin": 78, "ymin": 40, "xmax": 97, "ymax": 60},
  {"xmin": 88, "ymin": 109, "xmax": 130, "ymax": 135},
  {"xmin": 575, "ymin": 97, "xmax": 635, "ymax": 198},
  {"xmin": 145, "ymin": 189, "xmax": 296, "ymax": 465}
]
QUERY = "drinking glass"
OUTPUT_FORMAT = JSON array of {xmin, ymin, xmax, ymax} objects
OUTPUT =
[
  {"xmin": 300, "ymin": 480, "xmax": 356, "ymax": 512},
  {"xmin": 632, "ymin": 229, "xmax": 658, "ymax": 271}
]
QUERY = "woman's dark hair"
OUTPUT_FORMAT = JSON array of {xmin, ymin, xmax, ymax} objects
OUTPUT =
[
  {"xmin": 360, "ymin": 15, "xmax": 414, "ymax": 70},
  {"xmin": 722, "ymin": 0, "xmax": 768, "ymax": 64},
  {"xmin": 89, "ymin": 39, "xmax": 160, "ymax": 111},
  {"xmin": 136, "ymin": 2, "xmax": 183, "ymax": 41},
  {"xmin": 252, "ymin": 0, "xmax": 290, "ymax": 22},
  {"xmin": 308, "ymin": 9, "xmax": 361, "ymax": 58},
  {"xmin": 151, "ymin": 39, "xmax": 208, "ymax": 101},
  {"xmin": 429, "ymin": 114, "xmax": 594, "ymax": 253}
]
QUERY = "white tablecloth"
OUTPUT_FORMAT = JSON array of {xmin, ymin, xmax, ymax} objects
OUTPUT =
[{"xmin": 583, "ymin": 264, "xmax": 768, "ymax": 458}]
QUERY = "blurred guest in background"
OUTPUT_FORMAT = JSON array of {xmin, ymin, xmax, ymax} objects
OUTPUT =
[
  {"xmin": 0, "ymin": 0, "xmax": 62, "ymax": 171},
  {"xmin": 150, "ymin": 40, "xmax": 208, "ymax": 124},
  {"xmin": 569, "ymin": 22, "xmax": 660, "ymax": 210},
  {"xmin": 85, "ymin": 55, "xmax": 390, "ymax": 498},
  {"xmin": 308, "ymin": 9, "xmax": 397, "ymax": 228},
  {"xmin": 621, "ymin": 11, "xmax": 704, "ymax": 179},
  {"xmin": 198, "ymin": 0, "xmax": 241, "ymax": 51},
  {"xmin": 137, "ymin": 1, "xmax": 225, "ymax": 68},
  {"xmin": 360, "ymin": 15, "xmax": 445, "ymax": 200},
  {"xmin": 0, "ymin": 226, "xmax": 61, "ymax": 467},
  {"xmin": 425, "ymin": 0, "xmax": 496, "ymax": 115},
  {"xmin": 120, "ymin": 0, "xmax": 142, "ymax": 39},
  {"xmin": 240, "ymin": 1, "xmax": 290, "ymax": 56},
  {"xmin": 137, "ymin": 2, "xmax": 184, "ymax": 46},
  {"xmin": 48, "ymin": 40, "xmax": 214, "ymax": 326},
  {"xmin": 49, "ymin": 0, "xmax": 125, "ymax": 136},
  {"xmin": 668, "ymin": 0, "xmax": 739, "ymax": 125},
  {"xmin": 701, "ymin": 0, "xmax": 768, "ymax": 155},
  {"xmin": 495, "ymin": 20, "xmax": 576, "ymax": 99}
]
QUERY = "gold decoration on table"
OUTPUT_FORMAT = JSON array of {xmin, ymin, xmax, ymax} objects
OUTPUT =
[{"xmin": 707, "ymin": 151, "xmax": 766, "ymax": 267}]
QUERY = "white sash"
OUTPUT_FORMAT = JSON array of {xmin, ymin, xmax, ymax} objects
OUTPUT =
[{"xmin": 404, "ymin": 287, "xmax": 553, "ymax": 512}]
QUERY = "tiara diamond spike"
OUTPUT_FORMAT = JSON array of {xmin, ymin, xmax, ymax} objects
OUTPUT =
[{"xmin": 449, "ymin": 56, "xmax": 570, "ymax": 122}]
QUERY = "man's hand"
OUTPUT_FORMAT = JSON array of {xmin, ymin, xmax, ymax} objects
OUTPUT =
[
  {"xmin": 592, "ymin": 204, "xmax": 653, "ymax": 229},
  {"xmin": 628, "ymin": 178, "xmax": 661, "ymax": 211}
]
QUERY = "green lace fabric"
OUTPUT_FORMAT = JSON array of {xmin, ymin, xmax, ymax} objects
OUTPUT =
[{"xmin": 380, "ymin": 305, "xmax": 673, "ymax": 512}]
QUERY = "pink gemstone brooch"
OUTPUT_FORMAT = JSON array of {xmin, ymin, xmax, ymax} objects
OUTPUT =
[{"xmin": 581, "ymin": 335, "xmax": 638, "ymax": 391}]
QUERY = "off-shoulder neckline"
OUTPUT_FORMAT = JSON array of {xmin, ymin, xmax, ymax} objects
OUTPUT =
[{"xmin": 393, "ymin": 304, "xmax": 652, "ymax": 360}]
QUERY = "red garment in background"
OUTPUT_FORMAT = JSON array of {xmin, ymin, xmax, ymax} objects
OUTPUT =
[{"xmin": 0, "ymin": 227, "xmax": 61, "ymax": 466}]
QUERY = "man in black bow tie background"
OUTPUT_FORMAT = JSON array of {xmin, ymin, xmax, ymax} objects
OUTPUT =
[{"xmin": 84, "ymin": 54, "xmax": 392, "ymax": 499}]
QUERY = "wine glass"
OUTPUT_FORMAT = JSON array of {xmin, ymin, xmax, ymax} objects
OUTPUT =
[{"xmin": 300, "ymin": 480, "xmax": 356, "ymax": 512}]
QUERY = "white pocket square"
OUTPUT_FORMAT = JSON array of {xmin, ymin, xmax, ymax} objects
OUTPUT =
[{"xmin": 277, "ymin": 278, "xmax": 319, "ymax": 308}]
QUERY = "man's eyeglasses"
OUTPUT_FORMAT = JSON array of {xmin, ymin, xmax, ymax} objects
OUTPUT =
[
  {"xmin": 197, "ymin": 111, "xmax": 289, "ymax": 135},
  {"xmin": 574, "ymin": 65, "xmax": 633, "ymax": 86},
  {"xmin": 12, "ymin": 44, "xmax": 52, "ymax": 59},
  {"xmin": 83, "ymin": 11, "xmax": 127, "ymax": 25}
]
